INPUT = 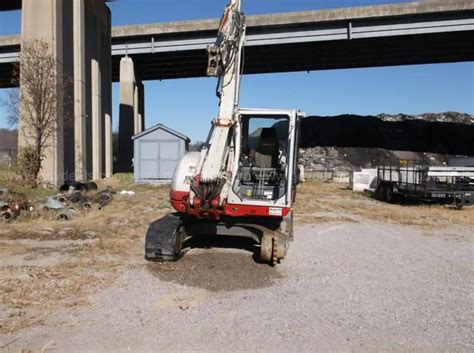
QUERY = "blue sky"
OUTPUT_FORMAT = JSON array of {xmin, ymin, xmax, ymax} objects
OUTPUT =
[{"xmin": 1, "ymin": 0, "xmax": 473, "ymax": 142}]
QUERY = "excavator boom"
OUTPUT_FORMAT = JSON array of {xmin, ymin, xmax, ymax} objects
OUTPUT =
[{"xmin": 199, "ymin": 0, "xmax": 246, "ymax": 183}]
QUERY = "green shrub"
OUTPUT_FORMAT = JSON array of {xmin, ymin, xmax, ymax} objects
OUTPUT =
[{"xmin": 16, "ymin": 145, "xmax": 42, "ymax": 187}]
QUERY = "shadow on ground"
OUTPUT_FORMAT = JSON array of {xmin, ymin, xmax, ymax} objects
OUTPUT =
[{"xmin": 147, "ymin": 236, "xmax": 283, "ymax": 292}]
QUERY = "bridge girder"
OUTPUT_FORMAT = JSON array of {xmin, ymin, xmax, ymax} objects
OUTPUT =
[{"xmin": 1, "ymin": 0, "xmax": 474, "ymax": 87}]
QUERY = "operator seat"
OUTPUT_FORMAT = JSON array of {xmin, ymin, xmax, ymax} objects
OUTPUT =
[{"xmin": 254, "ymin": 128, "xmax": 279, "ymax": 168}]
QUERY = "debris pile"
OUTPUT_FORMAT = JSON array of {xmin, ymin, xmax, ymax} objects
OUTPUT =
[
  {"xmin": 298, "ymin": 147, "xmax": 352, "ymax": 172},
  {"xmin": 43, "ymin": 189, "xmax": 113, "ymax": 221},
  {"xmin": 299, "ymin": 147, "xmax": 451, "ymax": 172},
  {"xmin": 377, "ymin": 112, "xmax": 474, "ymax": 124},
  {"xmin": 299, "ymin": 112, "xmax": 474, "ymax": 157},
  {"xmin": 59, "ymin": 181, "xmax": 99, "ymax": 193},
  {"xmin": 1, "ymin": 182, "xmax": 114, "ymax": 223},
  {"xmin": 0, "ymin": 188, "xmax": 34, "ymax": 222}
]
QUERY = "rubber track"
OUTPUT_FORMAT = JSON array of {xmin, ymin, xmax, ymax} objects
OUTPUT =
[{"xmin": 145, "ymin": 213, "xmax": 182, "ymax": 261}]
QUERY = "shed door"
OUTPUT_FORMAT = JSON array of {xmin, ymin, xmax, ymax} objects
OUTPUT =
[
  {"xmin": 158, "ymin": 140, "xmax": 180, "ymax": 179},
  {"xmin": 139, "ymin": 141, "xmax": 160, "ymax": 180}
]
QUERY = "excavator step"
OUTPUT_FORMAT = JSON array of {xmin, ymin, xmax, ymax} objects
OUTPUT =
[{"xmin": 145, "ymin": 213, "xmax": 183, "ymax": 261}]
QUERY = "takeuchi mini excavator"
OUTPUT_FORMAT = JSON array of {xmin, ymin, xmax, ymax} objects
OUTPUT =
[{"xmin": 145, "ymin": 0, "xmax": 304, "ymax": 265}]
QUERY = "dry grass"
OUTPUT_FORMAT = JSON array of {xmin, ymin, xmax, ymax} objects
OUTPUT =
[
  {"xmin": 0, "ymin": 176, "xmax": 173, "ymax": 333},
  {"xmin": 296, "ymin": 180, "xmax": 474, "ymax": 229},
  {"xmin": 0, "ymin": 169, "xmax": 56, "ymax": 200}
]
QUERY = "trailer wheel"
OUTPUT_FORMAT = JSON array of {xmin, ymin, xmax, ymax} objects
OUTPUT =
[
  {"xmin": 385, "ymin": 184, "xmax": 395, "ymax": 203},
  {"xmin": 375, "ymin": 184, "xmax": 384, "ymax": 201}
]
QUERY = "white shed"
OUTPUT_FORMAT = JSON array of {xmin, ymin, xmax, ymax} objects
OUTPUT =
[{"xmin": 132, "ymin": 124, "xmax": 190, "ymax": 183}]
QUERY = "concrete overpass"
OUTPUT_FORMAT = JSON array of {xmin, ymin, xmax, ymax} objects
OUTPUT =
[
  {"xmin": 0, "ymin": 0, "xmax": 113, "ymax": 11},
  {"xmin": 110, "ymin": 1, "xmax": 474, "ymax": 81},
  {"xmin": 0, "ymin": 0, "xmax": 21, "ymax": 11},
  {"xmin": 0, "ymin": 0, "xmax": 473, "ymax": 185},
  {"xmin": 1, "ymin": 0, "xmax": 474, "ymax": 86}
]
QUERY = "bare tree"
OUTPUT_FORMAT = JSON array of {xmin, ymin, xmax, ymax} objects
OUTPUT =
[{"xmin": 5, "ymin": 39, "xmax": 69, "ymax": 186}]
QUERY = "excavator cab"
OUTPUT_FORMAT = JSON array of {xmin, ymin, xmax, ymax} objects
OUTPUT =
[{"xmin": 228, "ymin": 109, "xmax": 301, "ymax": 207}]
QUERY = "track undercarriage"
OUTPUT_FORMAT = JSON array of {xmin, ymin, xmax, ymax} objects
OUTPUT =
[{"xmin": 145, "ymin": 212, "xmax": 293, "ymax": 266}]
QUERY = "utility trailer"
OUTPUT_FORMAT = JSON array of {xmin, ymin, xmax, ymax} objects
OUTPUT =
[{"xmin": 375, "ymin": 163, "xmax": 474, "ymax": 208}]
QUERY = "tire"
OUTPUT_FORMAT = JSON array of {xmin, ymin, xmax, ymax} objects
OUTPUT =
[
  {"xmin": 375, "ymin": 183, "xmax": 384, "ymax": 201},
  {"xmin": 385, "ymin": 184, "xmax": 394, "ymax": 203}
]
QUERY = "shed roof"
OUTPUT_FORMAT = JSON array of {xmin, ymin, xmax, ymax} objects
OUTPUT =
[{"xmin": 132, "ymin": 123, "xmax": 190, "ymax": 142}]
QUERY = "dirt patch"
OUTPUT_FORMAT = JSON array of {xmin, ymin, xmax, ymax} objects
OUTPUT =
[
  {"xmin": 296, "ymin": 213, "xmax": 360, "ymax": 225},
  {"xmin": 153, "ymin": 289, "xmax": 209, "ymax": 312},
  {"xmin": 0, "ymin": 260, "xmax": 113, "ymax": 334},
  {"xmin": 147, "ymin": 251, "xmax": 283, "ymax": 292}
]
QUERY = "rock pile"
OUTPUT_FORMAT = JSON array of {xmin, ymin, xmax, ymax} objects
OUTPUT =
[
  {"xmin": 298, "ymin": 147, "xmax": 450, "ymax": 172},
  {"xmin": 300, "ymin": 112, "xmax": 474, "ymax": 156},
  {"xmin": 377, "ymin": 112, "xmax": 474, "ymax": 124},
  {"xmin": 298, "ymin": 111, "xmax": 473, "ymax": 171},
  {"xmin": 298, "ymin": 147, "xmax": 352, "ymax": 171}
]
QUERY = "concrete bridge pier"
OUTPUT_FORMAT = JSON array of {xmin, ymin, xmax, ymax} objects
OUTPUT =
[
  {"xmin": 118, "ymin": 56, "xmax": 144, "ymax": 172},
  {"xmin": 20, "ymin": 0, "xmax": 112, "ymax": 186},
  {"xmin": 20, "ymin": 0, "xmax": 72, "ymax": 186},
  {"xmin": 135, "ymin": 81, "xmax": 145, "ymax": 135},
  {"xmin": 89, "ymin": 0, "xmax": 112, "ymax": 180},
  {"xmin": 73, "ymin": 0, "xmax": 87, "ymax": 182}
]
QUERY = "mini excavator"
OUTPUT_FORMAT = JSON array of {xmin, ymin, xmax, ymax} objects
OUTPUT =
[{"xmin": 145, "ymin": 0, "xmax": 303, "ymax": 265}]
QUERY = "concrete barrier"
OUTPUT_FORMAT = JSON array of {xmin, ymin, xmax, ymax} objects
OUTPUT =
[
  {"xmin": 304, "ymin": 169, "xmax": 351, "ymax": 183},
  {"xmin": 353, "ymin": 168, "xmax": 378, "ymax": 192}
]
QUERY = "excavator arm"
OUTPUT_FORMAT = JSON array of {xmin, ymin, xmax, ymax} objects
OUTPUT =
[{"xmin": 196, "ymin": 0, "xmax": 246, "ymax": 190}]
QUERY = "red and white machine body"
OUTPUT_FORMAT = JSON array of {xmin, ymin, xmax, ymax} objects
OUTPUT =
[
  {"xmin": 171, "ymin": 109, "xmax": 302, "ymax": 220},
  {"xmin": 169, "ymin": 0, "xmax": 302, "ymax": 222}
]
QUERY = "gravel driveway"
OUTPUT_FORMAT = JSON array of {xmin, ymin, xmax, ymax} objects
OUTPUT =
[{"xmin": 1, "ymin": 218, "xmax": 473, "ymax": 352}]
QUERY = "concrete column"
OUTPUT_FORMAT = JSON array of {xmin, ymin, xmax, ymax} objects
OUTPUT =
[
  {"xmin": 91, "ymin": 58, "xmax": 102, "ymax": 180},
  {"xmin": 104, "ymin": 113, "xmax": 113, "ymax": 178},
  {"xmin": 20, "ymin": 0, "xmax": 111, "ymax": 185},
  {"xmin": 133, "ymin": 82, "xmax": 145, "ymax": 134},
  {"xmin": 20, "ymin": 0, "xmax": 74, "ymax": 186},
  {"xmin": 118, "ymin": 56, "xmax": 136, "ymax": 171},
  {"xmin": 101, "ymin": 6, "xmax": 113, "ymax": 178},
  {"xmin": 133, "ymin": 83, "xmax": 139, "ymax": 134},
  {"xmin": 83, "ymin": 0, "xmax": 111, "ymax": 180},
  {"xmin": 137, "ymin": 81, "xmax": 145, "ymax": 133},
  {"xmin": 73, "ymin": 0, "xmax": 87, "ymax": 181}
]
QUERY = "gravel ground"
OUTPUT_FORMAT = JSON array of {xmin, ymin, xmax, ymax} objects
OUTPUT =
[{"xmin": 1, "ymin": 218, "xmax": 472, "ymax": 353}]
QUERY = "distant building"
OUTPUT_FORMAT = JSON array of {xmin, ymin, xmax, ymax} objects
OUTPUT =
[
  {"xmin": 132, "ymin": 124, "xmax": 190, "ymax": 183},
  {"xmin": 0, "ymin": 148, "xmax": 17, "ymax": 168}
]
